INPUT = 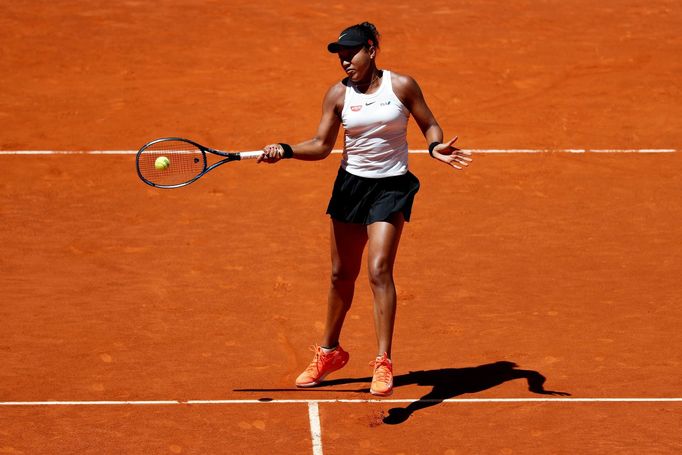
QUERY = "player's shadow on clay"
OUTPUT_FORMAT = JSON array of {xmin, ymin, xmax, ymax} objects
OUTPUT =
[{"xmin": 324, "ymin": 361, "xmax": 571, "ymax": 425}]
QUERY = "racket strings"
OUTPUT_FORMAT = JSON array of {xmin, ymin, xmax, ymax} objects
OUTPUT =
[{"xmin": 138, "ymin": 141, "xmax": 205, "ymax": 186}]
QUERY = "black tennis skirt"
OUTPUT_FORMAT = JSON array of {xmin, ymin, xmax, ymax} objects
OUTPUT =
[{"xmin": 326, "ymin": 167, "xmax": 420, "ymax": 224}]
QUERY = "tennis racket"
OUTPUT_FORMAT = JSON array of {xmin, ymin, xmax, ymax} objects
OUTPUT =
[{"xmin": 136, "ymin": 137, "xmax": 263, "ymax": 189}]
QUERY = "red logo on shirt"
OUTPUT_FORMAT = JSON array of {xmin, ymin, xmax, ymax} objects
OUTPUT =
[{"xmin": 350, "ymin": 105, "xmax": 362, "ymax": 112}]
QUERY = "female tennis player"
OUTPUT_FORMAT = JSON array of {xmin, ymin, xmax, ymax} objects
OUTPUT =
[{"xmin": 259, "ymin": 22, "xmax": 471, "ymax": 396}]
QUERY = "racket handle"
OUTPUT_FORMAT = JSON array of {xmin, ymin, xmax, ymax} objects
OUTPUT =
[{"xmin": 240, "ymin": 151, "xmax": 264, "ymax": 160}]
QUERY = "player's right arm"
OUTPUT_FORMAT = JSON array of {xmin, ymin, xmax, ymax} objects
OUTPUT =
[{"xmin": 259, "ymin": 82, "xmax": 344, "ymax": 163}]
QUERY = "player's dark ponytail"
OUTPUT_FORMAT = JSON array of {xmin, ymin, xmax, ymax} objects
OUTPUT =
[{"xmin": 358, "ymin": 22, "xmax": 380, "ymax": 49}]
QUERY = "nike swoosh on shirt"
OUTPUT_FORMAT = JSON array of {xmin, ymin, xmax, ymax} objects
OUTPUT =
[{"xmin": 365, "ymin": 101, "xmax": 375, "ymax": 105}]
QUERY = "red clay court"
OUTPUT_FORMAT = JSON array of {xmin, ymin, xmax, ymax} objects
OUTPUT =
[{"xmin": 1, "ymin": 1, "xmax": 681, "ymax": 454}]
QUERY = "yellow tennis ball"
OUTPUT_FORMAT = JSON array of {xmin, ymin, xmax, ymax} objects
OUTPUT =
[{"xmin": 154, "ymin": 156, "xmax": 170, "ymax": 170}]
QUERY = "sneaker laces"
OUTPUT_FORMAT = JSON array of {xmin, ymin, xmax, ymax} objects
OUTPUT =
[
  {"xmin": 305, "ymin": 345, "xmax": 327, "ymax": 375},
  {"xmin": 370, "ymin": 355, "xmax": 392, "ymax": 384}
]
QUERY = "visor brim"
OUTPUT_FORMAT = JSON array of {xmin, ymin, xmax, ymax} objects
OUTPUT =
[{"xmin": 327, "ymin": 40, "xmax": 365, "ymax": 53}]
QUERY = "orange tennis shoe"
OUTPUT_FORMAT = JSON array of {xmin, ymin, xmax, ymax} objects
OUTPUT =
[
  {"xmin": 370, "ymin": 352, "xmax": 393, "ymax": 397},
  {"xmin": 295, "ymin": 345, "xmax": 349, "ymax": 387}
]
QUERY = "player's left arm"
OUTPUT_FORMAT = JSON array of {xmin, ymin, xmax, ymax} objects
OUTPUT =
[{"xmin": 392, "ymin": 72, "xmax": 472, "ymax": 170}]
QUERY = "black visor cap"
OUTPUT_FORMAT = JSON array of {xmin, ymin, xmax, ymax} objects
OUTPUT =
[{"xmin": 327, "ymin": 28, "xmax": 372, "ymax": 53}]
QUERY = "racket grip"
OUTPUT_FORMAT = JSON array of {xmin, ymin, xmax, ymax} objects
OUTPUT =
[{"xmin": 240, "ymin": 151, "xmax": 264, "ymax": 160}]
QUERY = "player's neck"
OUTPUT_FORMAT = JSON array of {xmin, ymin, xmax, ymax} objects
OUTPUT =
[{"xmin": 355, "ymin": 68, "xmax": 381, "ymax": 93}]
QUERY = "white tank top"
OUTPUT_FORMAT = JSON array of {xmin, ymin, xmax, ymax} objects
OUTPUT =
[{"xmin": 340, "ymin": 70, "xmax": 410, "ymax": 178}]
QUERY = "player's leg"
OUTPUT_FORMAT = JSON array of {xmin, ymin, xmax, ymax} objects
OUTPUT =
[
  {"xmin": 366, "ymin": 212, "xmax": 404, "ymax": 396},
  {"xmin": 295, "ymin": 219, "xmax": 367, "ymax": 387}
]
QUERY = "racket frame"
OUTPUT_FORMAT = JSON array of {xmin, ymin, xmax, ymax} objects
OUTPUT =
[{"xmin": 136, "ymin": 137, "xmax": 261, "ymax": 189}]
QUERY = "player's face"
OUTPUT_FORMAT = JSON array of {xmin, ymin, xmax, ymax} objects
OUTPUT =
[{"xmin": 337, "ymin": 46, "xmax": 374, "ymax": 82}]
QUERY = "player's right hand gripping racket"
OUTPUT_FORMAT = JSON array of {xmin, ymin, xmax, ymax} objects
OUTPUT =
[{"xmin": 136, "ymin": 137, "xmax": 263, "ymax": 189}]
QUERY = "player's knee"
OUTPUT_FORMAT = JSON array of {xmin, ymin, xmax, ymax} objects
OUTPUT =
[
  {"xmin": 330, "ymin": 265, "xmax": 360, "ymax": 287},
  {"xmin": 368, "ymin": 259, "xmax": 393, "ymax": 288}
]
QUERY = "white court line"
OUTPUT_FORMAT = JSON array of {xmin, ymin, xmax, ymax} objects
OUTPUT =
[
  {"xmin": 0, "ymin": 149, "xmax": 676, "ymax": 155},
  {"xmin": 308, "ymin": 401, "xmax": 324, "ymax": 455},
  {"xmin": 2, "ymin": 397, "xmax": 682, "ymax": 406},
  {"xmin": 0, "ymin": 150, "xmax": 135, "ymax": 155},
  {"xmin": 0, "ymin": 400, "xmax": 182, "ymax": 406}
]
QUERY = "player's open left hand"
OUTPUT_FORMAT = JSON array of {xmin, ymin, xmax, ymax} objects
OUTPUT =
[{"xmin": 432, "ymin": 136, "xmax": 472, "ymax": 170}]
